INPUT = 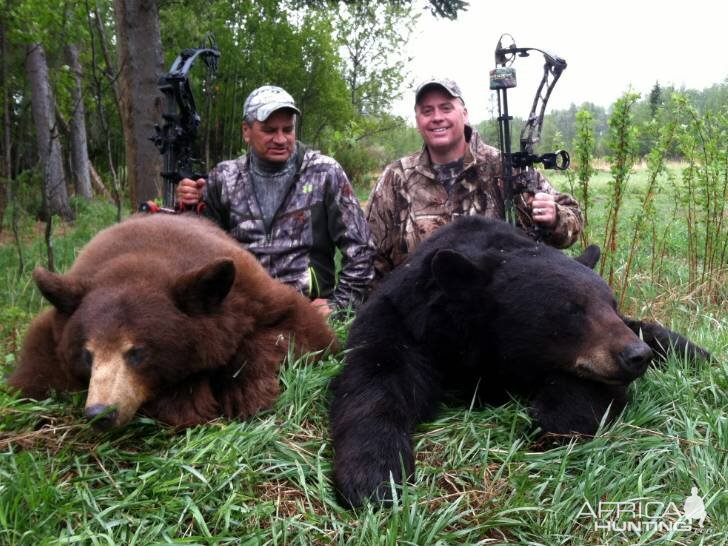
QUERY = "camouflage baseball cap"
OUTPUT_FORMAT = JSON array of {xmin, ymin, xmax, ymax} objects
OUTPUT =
[
  {"xmin": 243, "ymin": 85, "xmax": 301, "ymax": 122},
  {"xmin": 415, "ymin": 77, "xmax": 464, "ymax": 105}
]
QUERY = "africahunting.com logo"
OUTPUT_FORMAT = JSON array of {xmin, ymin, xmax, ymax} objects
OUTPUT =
[{"xmin": 577, "ymin": 487, "xmax": 708, "ymax": 534}]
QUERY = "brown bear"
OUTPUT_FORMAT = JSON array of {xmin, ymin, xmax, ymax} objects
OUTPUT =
[{"xmin": 8, "ymin": 214, "xmax": 337, "ymax": 429}]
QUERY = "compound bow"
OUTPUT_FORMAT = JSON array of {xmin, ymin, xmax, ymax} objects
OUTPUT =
[
  {"xmin": 146, "ymin": 37, "xmax": 220, "ymax": 212},
  {"xmin": 489, "ymin": 34, "xmax": 569, "ymax": 227}
]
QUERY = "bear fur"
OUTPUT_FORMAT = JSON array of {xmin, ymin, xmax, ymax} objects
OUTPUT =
[
  {"xmin": 8, "ymin": 214, "xmax": 337, "ymax": 429},
  {"xmin": 330, "ymin": 216, "xmax": 710, "ymax": 507}
]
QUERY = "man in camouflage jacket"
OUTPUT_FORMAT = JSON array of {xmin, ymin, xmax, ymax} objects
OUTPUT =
[
  {"xmin": 366, "ymin": 78, "xmax": 582, "ymax": 280},
  {"xmin": 178, "ymin": 86, "xmax": 375, "ymax": 316}
]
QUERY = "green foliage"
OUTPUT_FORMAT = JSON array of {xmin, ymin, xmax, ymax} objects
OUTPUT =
[
  {"xmin": 375, "ymin": 121, "xmax": 423, "ymax": 163},
  {"xmin": 334, "ymin": 2, "xmax": 416, "ymax": 116},
  {"xmin": 326, "ymin": 120, "xmax": 382, "ymax": 193},
  {"xmin": 649, "ymin": 81, "xmax": 663, "ymax": 118},
  {"xmin": 324, "ymin": 115, "xmax": 412, "ymax": 195},
  {"xmin": 474, "ymin": 118, "xmax": 499, "ymax": 148},
  {"xmin": 476, "ymin": 112, "xmax": 526, "ymax": 152},
  {"xmin": 7, "ymin": 0, "xmax": 94, "ymax": 122},
  {"xmin": 423, "ymin": 0, "xmax": 470, "ymax": 19},
  {"xmin": 546, "ymin": 89, "xmax": 726, "ymax": 305},
  {"xmin": 292, "ymin": 0, "xmax": 470, "ymax": 21},
  {"xmin": 7, "ymin": 169, "xmax": 44, "ymax": 220},
  {"xmin": 671, "ymin": 94, "xmax": 728, "ymax": 301},
  {"xmin": 617, "ymin": 102, "xmax": 678, "ymax": 307},
  {"xmin": 159, "ymin": 0, "xmax": 355, "ymax": 159},
  {"xmin": 600, "ymin": 91, "xmax": 640, "ymax": 285},
  {"xmin": 8, "ymin": 0, "xmax": 75, "ymax": 45},
  {"xmin": 534, "ymin": 82, "xmax": 727, "ymax": 161},
  {"xmin": 571, "ymin": 109, "xmax": 596, "ymax": 249},
  {"xmin": 4, "ymin": 0, "xmax": 726, "ymax": 215},
  {"xmin": 6, "ymin": 0, "xmax": 421, "ymax": 206}
]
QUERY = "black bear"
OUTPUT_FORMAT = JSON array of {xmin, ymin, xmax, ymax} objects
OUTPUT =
[
  {"xmin": 8, "ymin": 214, "xmax": 337, "ymax": 429},
  {"xmin": 330, "ymin": 216, "xmax": 709, "ymax": 507}
]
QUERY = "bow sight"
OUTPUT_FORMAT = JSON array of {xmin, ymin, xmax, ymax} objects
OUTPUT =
[{"xmin": 490, "ymin": 34, "xmax": 569, "ymax": 225}]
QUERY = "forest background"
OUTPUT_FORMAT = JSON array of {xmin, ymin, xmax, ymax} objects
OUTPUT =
[{"xmin": 2, "ymin": 0, "xmax": 726, "ymax": 221}]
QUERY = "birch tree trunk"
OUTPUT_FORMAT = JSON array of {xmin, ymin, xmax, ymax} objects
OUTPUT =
[
  {"xmin": 66, "ymin": 43, "xmax": 92, "ymax": 199},
  {"xmin": 26, "ymin": 43, "xmax": 74, "ymax": 221},
  {"xmin": 113, "ymin": 0, "xmax": 163, "ymax": 206}
]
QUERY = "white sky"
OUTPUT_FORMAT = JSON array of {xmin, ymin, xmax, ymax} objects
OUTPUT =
[{"xmin": 393, "ymin": 0, "xmax": 728, "ymax": 124}]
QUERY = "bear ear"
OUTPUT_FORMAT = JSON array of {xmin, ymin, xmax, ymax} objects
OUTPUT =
[
  {"xmin": 431, "ymin": 249, "xmax": 486, "ymax": 293},
  {"xmin": 173, "ymin": 258, "xmax": 236, "ymax": 315},
  {"xmin": 33, "ymin": 267, "xmax": 86, "ymax": 315},
  {"xmin": 574, "ymin": 245, "xmax": 601, "ymax": 270}
]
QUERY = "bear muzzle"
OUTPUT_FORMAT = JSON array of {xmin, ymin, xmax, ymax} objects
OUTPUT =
[
  {"xmin": 85, "ymin": 404, "xmax": 119, "ymax": 431},
  {"xmin": 616, "ymin": 341, "xmax": 652, "ymax": 378},
  {"xmin": 84, "ymin": 338, "xmax": 150, "ymax": 429},
  {"xmin": 574, "ymin": 338, "xmax": 652, "ymax": 385}
]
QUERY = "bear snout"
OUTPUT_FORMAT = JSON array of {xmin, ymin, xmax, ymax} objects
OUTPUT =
[
  {"xmin": 83, "ymin": 338, "xmax": 151, "ymax": 429},
  {"xmin": 85, "ymin": 404, "xmax": 119, "ymax": 431},
  {"xmin": 617, "ymin": 341, "xmax": 652, "ymax": 378}
]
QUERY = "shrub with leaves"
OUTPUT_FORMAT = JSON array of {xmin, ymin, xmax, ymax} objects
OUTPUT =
[
  {"xmin": 601, "ymin": 92, "xmax": 640, "ymax": 286},
  {"xmin": 672, "ymin": 95, "xmax": 728, "ymax": 302}
]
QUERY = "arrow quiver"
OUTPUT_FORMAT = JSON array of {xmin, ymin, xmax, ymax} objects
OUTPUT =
[
  {"xmin": 148, "ymin": 37, "xmax": 220, "ymax": 211},
  {"xmin": 489, "ymin": 34, "xmax": 569, "ymax": 227}
]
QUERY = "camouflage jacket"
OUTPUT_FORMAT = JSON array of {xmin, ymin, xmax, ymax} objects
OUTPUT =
[
  {"xmin": 366, "ymin": 129, "xmax": 582, "ymax": 279},
  {"xmin": 202, "ymin": 143, "xmax": 375, "ymax": 310}
]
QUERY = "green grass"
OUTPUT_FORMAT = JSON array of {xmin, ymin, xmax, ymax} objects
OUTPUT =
[{"xmin": 1, "ymin": 189, "xmax": 726, "ymax": 545}]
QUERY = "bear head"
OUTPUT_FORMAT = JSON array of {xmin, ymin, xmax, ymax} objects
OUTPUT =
[
  {"xmin": 393, "ymin": 217, "xmax": 652, "ymax": 386},
  {"xmin": 33, "ymin": 257, "xmax": 238, "ymax": 429}
]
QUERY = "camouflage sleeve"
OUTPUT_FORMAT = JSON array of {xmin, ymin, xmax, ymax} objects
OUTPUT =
[
  {"xmin": 365, "ymin": 164, "xmax": 400, "ymax": 282},
  {"xmin": 530, "ymin": 170, "xmax": 582, "ymax": 249},
  {"xmin": 201, "ymin": 165, "xmax": 231, "ymax": 232},
  {"xmin": 325, "ymin": 163, "xmax": 376, "ymax": 310}
]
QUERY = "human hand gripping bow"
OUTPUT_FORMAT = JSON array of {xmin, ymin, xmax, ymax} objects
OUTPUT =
[{"xmin": 489, "ymin": 34, "xmax": 570, "ymax": 238}]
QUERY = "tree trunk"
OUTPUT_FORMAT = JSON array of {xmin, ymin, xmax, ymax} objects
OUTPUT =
[
  {"xmin": 113, "ymin": 0, "xmax": 163, "ymax": 206},
  {"xmin": 87, "ymin": 1, "xmax": 123, "ymax": 220},
  {"xmin": 89, "ymin": 161, "xmax": 114, "ymax": 201},
  {"xmin": 1, "ymin": 11, "xmax": 9, "ymax": 231},
  {"xmin": 66, "ymin": 43, "xmax": 92, "ymax": 199},
  {"xmin": 25, "ymin": 43, "xmax": 74, "ymax": 222}
]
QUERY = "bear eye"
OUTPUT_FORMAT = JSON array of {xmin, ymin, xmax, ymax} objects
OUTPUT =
[
  {"xmin": 80, "ymin": 348, "xmax": 93, "ymax": 370},
  {"xmin": 566, "ymin": 302, "xmax": 585, "ymax": 315},
  {"xmin": 124, "ymin": 347, "xmax": 145, "ymax": 367}
]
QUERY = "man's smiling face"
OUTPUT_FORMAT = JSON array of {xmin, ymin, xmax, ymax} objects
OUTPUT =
[{"xmin": 415, "ymin": 87, "xmax": 468, "ymax": 163}]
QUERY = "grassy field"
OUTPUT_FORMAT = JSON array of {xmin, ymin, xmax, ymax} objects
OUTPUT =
[{"xmin": 0, "ymin": 169, "xmax": 726, "ymax": 545}]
